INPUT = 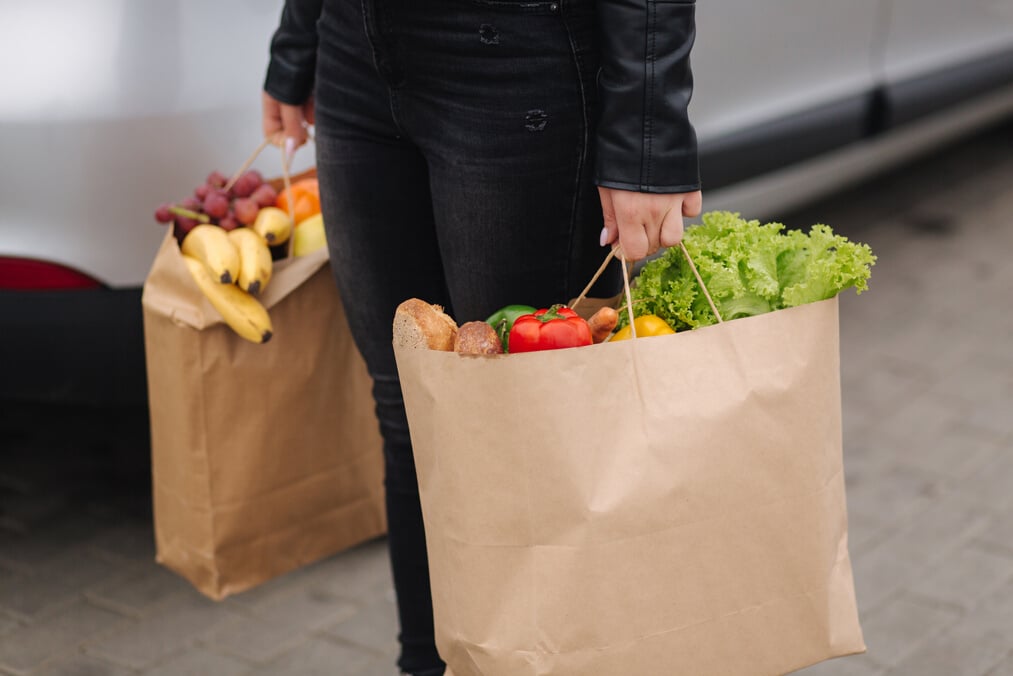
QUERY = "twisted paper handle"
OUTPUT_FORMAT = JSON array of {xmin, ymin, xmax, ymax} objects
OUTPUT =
[
  {"xmin": 224, "ymin": 136, "xmax": 301, "ymax": 256},
  {"xmin": 570, "ymin": 242, "xmax": 723, "ymax": 339}
]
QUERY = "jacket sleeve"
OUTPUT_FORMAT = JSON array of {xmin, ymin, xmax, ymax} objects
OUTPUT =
[
  {"xmin": 263, "ymin": 0, "xmax": 324, "ymax": 105},
  {"xmin": 593, "ymin": 0, "xmax": 701, "ymax": 194}
]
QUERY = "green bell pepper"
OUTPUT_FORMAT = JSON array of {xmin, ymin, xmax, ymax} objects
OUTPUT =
[{"xmin": 486, "ymin": 304, "xmax": 537, "ymax": 352}]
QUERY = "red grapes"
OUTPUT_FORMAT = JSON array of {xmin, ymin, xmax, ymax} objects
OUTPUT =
[
  {"xmin": 233, "ymin": 197, "xmax": 259, "ymax": 225},
  {"xmin": 204, "ymin": 190, "xmax": 230, "ymax": 219},
  {"xmin": 154, "ymin": 203, "xmax": 173, "ymax": 223},
  {"xmin": 155, "ymin": 170, "xmax": 278, "ymax": 243},
  {"xmin": 251, "ymin": 183, "xmax": 278, "ymax": 208}
]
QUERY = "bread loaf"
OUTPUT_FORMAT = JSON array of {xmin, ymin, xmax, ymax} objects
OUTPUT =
[
  {"xmin": 454, "ymin": 321, "xmax": 504, "ymax": 356},
  {"xmin": 393, "ymin": 298, "xmax": 458, "ymax": 351}
]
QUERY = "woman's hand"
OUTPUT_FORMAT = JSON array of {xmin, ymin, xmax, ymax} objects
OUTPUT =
[
  {"xmin": 598, "ymin": 187, "xmax": 703, "ymax": 261},
  {"xmin": 262, "ymin": 91, "xmax": 315, "ymax": 159}
]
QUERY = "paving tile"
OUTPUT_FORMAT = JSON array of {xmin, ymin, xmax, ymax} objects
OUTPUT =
[
  {"xmin": 794, "ymin": 653, "xmax": 884, "ymax": 676},
  {"xmin": 883, "ymin": 421, "xmax": 1003, "ymax": 484},
  {"xmin": 142, "ymin": 647, "xmax": 250, "ymax": 676},
  {"xmin": 32, "ymin": 653, "xmax": 135, "ymax": 676},
  {"xmin": 225, "ymin": 565, "xmax": 320, "ymax": 611},
  {"xmin": 978, "ymin": 509, "xmax": 1013, "ymax": 556},
  {"xmin": 325, "ymin": 598, "xmax": 399, "ymax": 656},
  {"xmin": 0, "ymin": 600, "xmax": 128, "ymax": 674},
  {"xmin": 0, "ymin": 614, "xmax": 20, "ymax": 638},
  {"xmin": 85, "ymin": 563, "xmax": 189, "ymax": 617},
  {"xmin": 985, "ymin": 651, "xmax": 1013, "ymax": 676},
  {"xmin": 851, "ymin": 495, "xmax": 992, "ymax": 613},
  {"xmin": 887, "ymin": 622, "xmax": 1011, "ymax": 676},
  {"xmin": 860, "ymin": 391, "xmax": 971, "ymax": 463},
  {"xmin": 936, "ymin": 350, "xmax": 1013, "ymax": 406},
  {"xmin": 203, "ymin": 613, "xmax": 307, "ymax": 664},
  {"xmin": 88, "ymin": 523, "xmax": 157, "ymax": 565},
  {"xmin": 844, "ymin": 511, "xmax": 892, "ymax": 557},
  {"xmin": 0, "ymin": 550, "xmax": 119, "ymax": 620},
  {"xmin": 845, "ymin": 461, "xmax": 946, "ymax": 524},
  {"xmin": 959, "ymin": 579, "xmax": 1013, "ymax": 637},
  {"xmin": 893, "ymin": 492, "xmax": 994, "ymax": 555},
  {"xmin": 84, "ymin": 591, "xmax": 241, "ymax": 670},
  {"xmin": 838, "ymin": 355, "xmax": 934, "ymax": 429},
  {"xmin": 960, "ymin": 388, "xmax": 1013, "ymax": 440},
  {"xmin": 962, "ymin": 452, "xmax": 1013, "ymax": 514},
  {"xmin": 0, "ymin": 513, "xmax": 107, "ymax": 573},
  {"xmin": 248, "ymin": 585, "xmax": 359, "ymax": 633},
  {"xmin": 354, "ymin": 656, "xmax": 400, "ymax": 676},
  {"xmin": 841, "ymin": 430, "xmax": 892, "ymax": 481},
  {"xmin": 857, "ymin": 595, "xmax": 960, "ymax": 667},
  {"xmin": 838, "ymin": 267, "xmax": 918, "ymax": 332},
  {"xmin": 865, "ymin": 316, "xmax": 977, "ymax": 383},
  {"xmin": 0, "ymin": 492, "xmax": 69, "ymax": 531},
  {"xmin": 906, "ymin": 545, "xmax": 1013, "ymax": 610},
  {"xmin": 249, "ymin": 637, "xmax": 376, "ymax": 676},
  {"xmin": 297, "ymin": 540, "xmax": 394, "ymax": 604}
]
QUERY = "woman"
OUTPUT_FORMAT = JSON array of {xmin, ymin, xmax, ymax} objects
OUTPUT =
[{"xmin": 262, "ymin": 1, "xmax": 701, "ymax": 673}]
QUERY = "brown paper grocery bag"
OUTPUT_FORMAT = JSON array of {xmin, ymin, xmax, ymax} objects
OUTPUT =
[
  {"xmin": 395, "ymin": 297, "xmax": 864, "ymax": 675},
  {"xmin": 142, "ymin": 230, "xmax": 385, "ymax": 600}
]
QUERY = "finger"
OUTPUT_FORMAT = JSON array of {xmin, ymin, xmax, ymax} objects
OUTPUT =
[
  {"xmin": 304, "ymin": 96, "xmax": 316, "ymax": 126},
  {"xmin": 615, "ymin": 205, "xmax": 649, "ymax": 261},
  {"xmin": 597, "ymin": 187, "xmax": 619, "ymax": 247},
  {"xmin": 281, "ymin": 104, "xmax": 308, "ymax": 147},
  {"xmin": 682, "ymin": 190, "xmax": 703, "ymax": 218},
  {"xmin": 644, "ymin": 212, "xmax": 663, "ymax": 256},
  {"xmin": 659, "ymin": 206, "xmax": 685, "ymax": 248},
  {"xmin": 262, "ymin": 92, "xmax": 283, "ymax": 140}
]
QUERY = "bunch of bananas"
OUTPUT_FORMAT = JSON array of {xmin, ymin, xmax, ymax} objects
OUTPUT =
[{"xmin": 180, "ymin": 207, "xmax": 293, "ymax": 344}]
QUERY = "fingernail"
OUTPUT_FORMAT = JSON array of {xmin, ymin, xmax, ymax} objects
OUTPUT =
[
  {"xmin": 599, "ymin": 227, "xmax": 609, "ymax": 247},
  {"xmin": 284, "ymin": 137, "xmax": 297, "ymax": 162}
]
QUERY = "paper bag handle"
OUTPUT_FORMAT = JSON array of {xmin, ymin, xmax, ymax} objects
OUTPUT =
[
  {"xmin": 225, "ymin": 135, "xmax": 310, "ymax": 257},
  {"xmin": 570, "ymin": 242, "xmax": 724, "ymax": 338}
]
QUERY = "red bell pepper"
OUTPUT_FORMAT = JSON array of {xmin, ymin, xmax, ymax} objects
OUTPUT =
[{"xmin": 508, "ymin": 305, "xmax": 593, "ymax": 353}]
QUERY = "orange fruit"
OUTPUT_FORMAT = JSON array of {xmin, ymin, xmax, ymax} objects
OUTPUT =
[{"xmin": 276, "ymin": 178, "xmax": 321, "ymax": 225}]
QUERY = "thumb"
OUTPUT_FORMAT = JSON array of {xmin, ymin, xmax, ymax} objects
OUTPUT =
[{"xmin": 598, "ymin": 187, "xmax": 618, "ymax": 247}]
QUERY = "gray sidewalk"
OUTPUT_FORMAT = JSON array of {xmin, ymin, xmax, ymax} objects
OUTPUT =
[{"xmin": 2, "ymin": 120, "xmax": 1013, "ymax": 675}]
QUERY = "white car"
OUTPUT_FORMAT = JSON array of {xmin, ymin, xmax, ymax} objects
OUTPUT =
[{"xmin": 2, "ymin": 0, "xmax": 1013, "ymax": 402}]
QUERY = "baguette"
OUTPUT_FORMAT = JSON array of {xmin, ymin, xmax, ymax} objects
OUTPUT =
[{"xmin": 393, "ymin": 298, "xmax": 458, "ymax": 351}]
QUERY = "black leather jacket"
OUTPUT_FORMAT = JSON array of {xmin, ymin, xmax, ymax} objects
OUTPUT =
[{"xmin": 264, "ymin": 0, "xmax": 700, "ymax": 194}]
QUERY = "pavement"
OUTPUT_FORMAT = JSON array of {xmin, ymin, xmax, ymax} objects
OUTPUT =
[{"xmin": 2, "ymin": 119, "xmax": 1013, "ymax": 675}]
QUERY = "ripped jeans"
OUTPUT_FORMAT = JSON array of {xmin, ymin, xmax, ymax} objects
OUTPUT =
[{"xmin": 312, "ymin": 0, "xmax": 618, "ymax": 673}]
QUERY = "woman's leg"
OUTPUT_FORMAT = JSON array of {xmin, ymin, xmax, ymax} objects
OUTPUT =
[
  {"xmin": 314, "ymin": 2, "xmax": 614, "ymax": 673},
  {"xmin": 316, "ymin": 135, "xmax": 446, "ymax": 675},
  {"xmin": 314, "ymin": 3, "xmax": 448, "ymax": 673}
]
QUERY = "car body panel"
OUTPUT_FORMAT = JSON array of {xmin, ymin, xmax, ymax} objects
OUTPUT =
[
  {"xmin": 691, "ymin": 1, "xmax": 885, "ymax": 142},
  {"xmin": 882, "ymin": 0, "xmax": 1013, "ymax": 83}
]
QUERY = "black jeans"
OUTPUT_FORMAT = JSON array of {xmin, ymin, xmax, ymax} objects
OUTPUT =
[{"xmin": 313, "ymin": 1, "xmax": 617, "ymax": 673}]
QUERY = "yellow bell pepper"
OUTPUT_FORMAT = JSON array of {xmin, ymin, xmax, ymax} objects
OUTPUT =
[{"xmin": 610, "ymin": 314, "xmax": 675, "ymax": 341}]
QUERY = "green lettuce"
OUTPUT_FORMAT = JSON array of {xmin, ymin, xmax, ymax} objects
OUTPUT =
[{"xmin": 624, "ymin": 211, "xmax": 876, "ymax": 330}]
